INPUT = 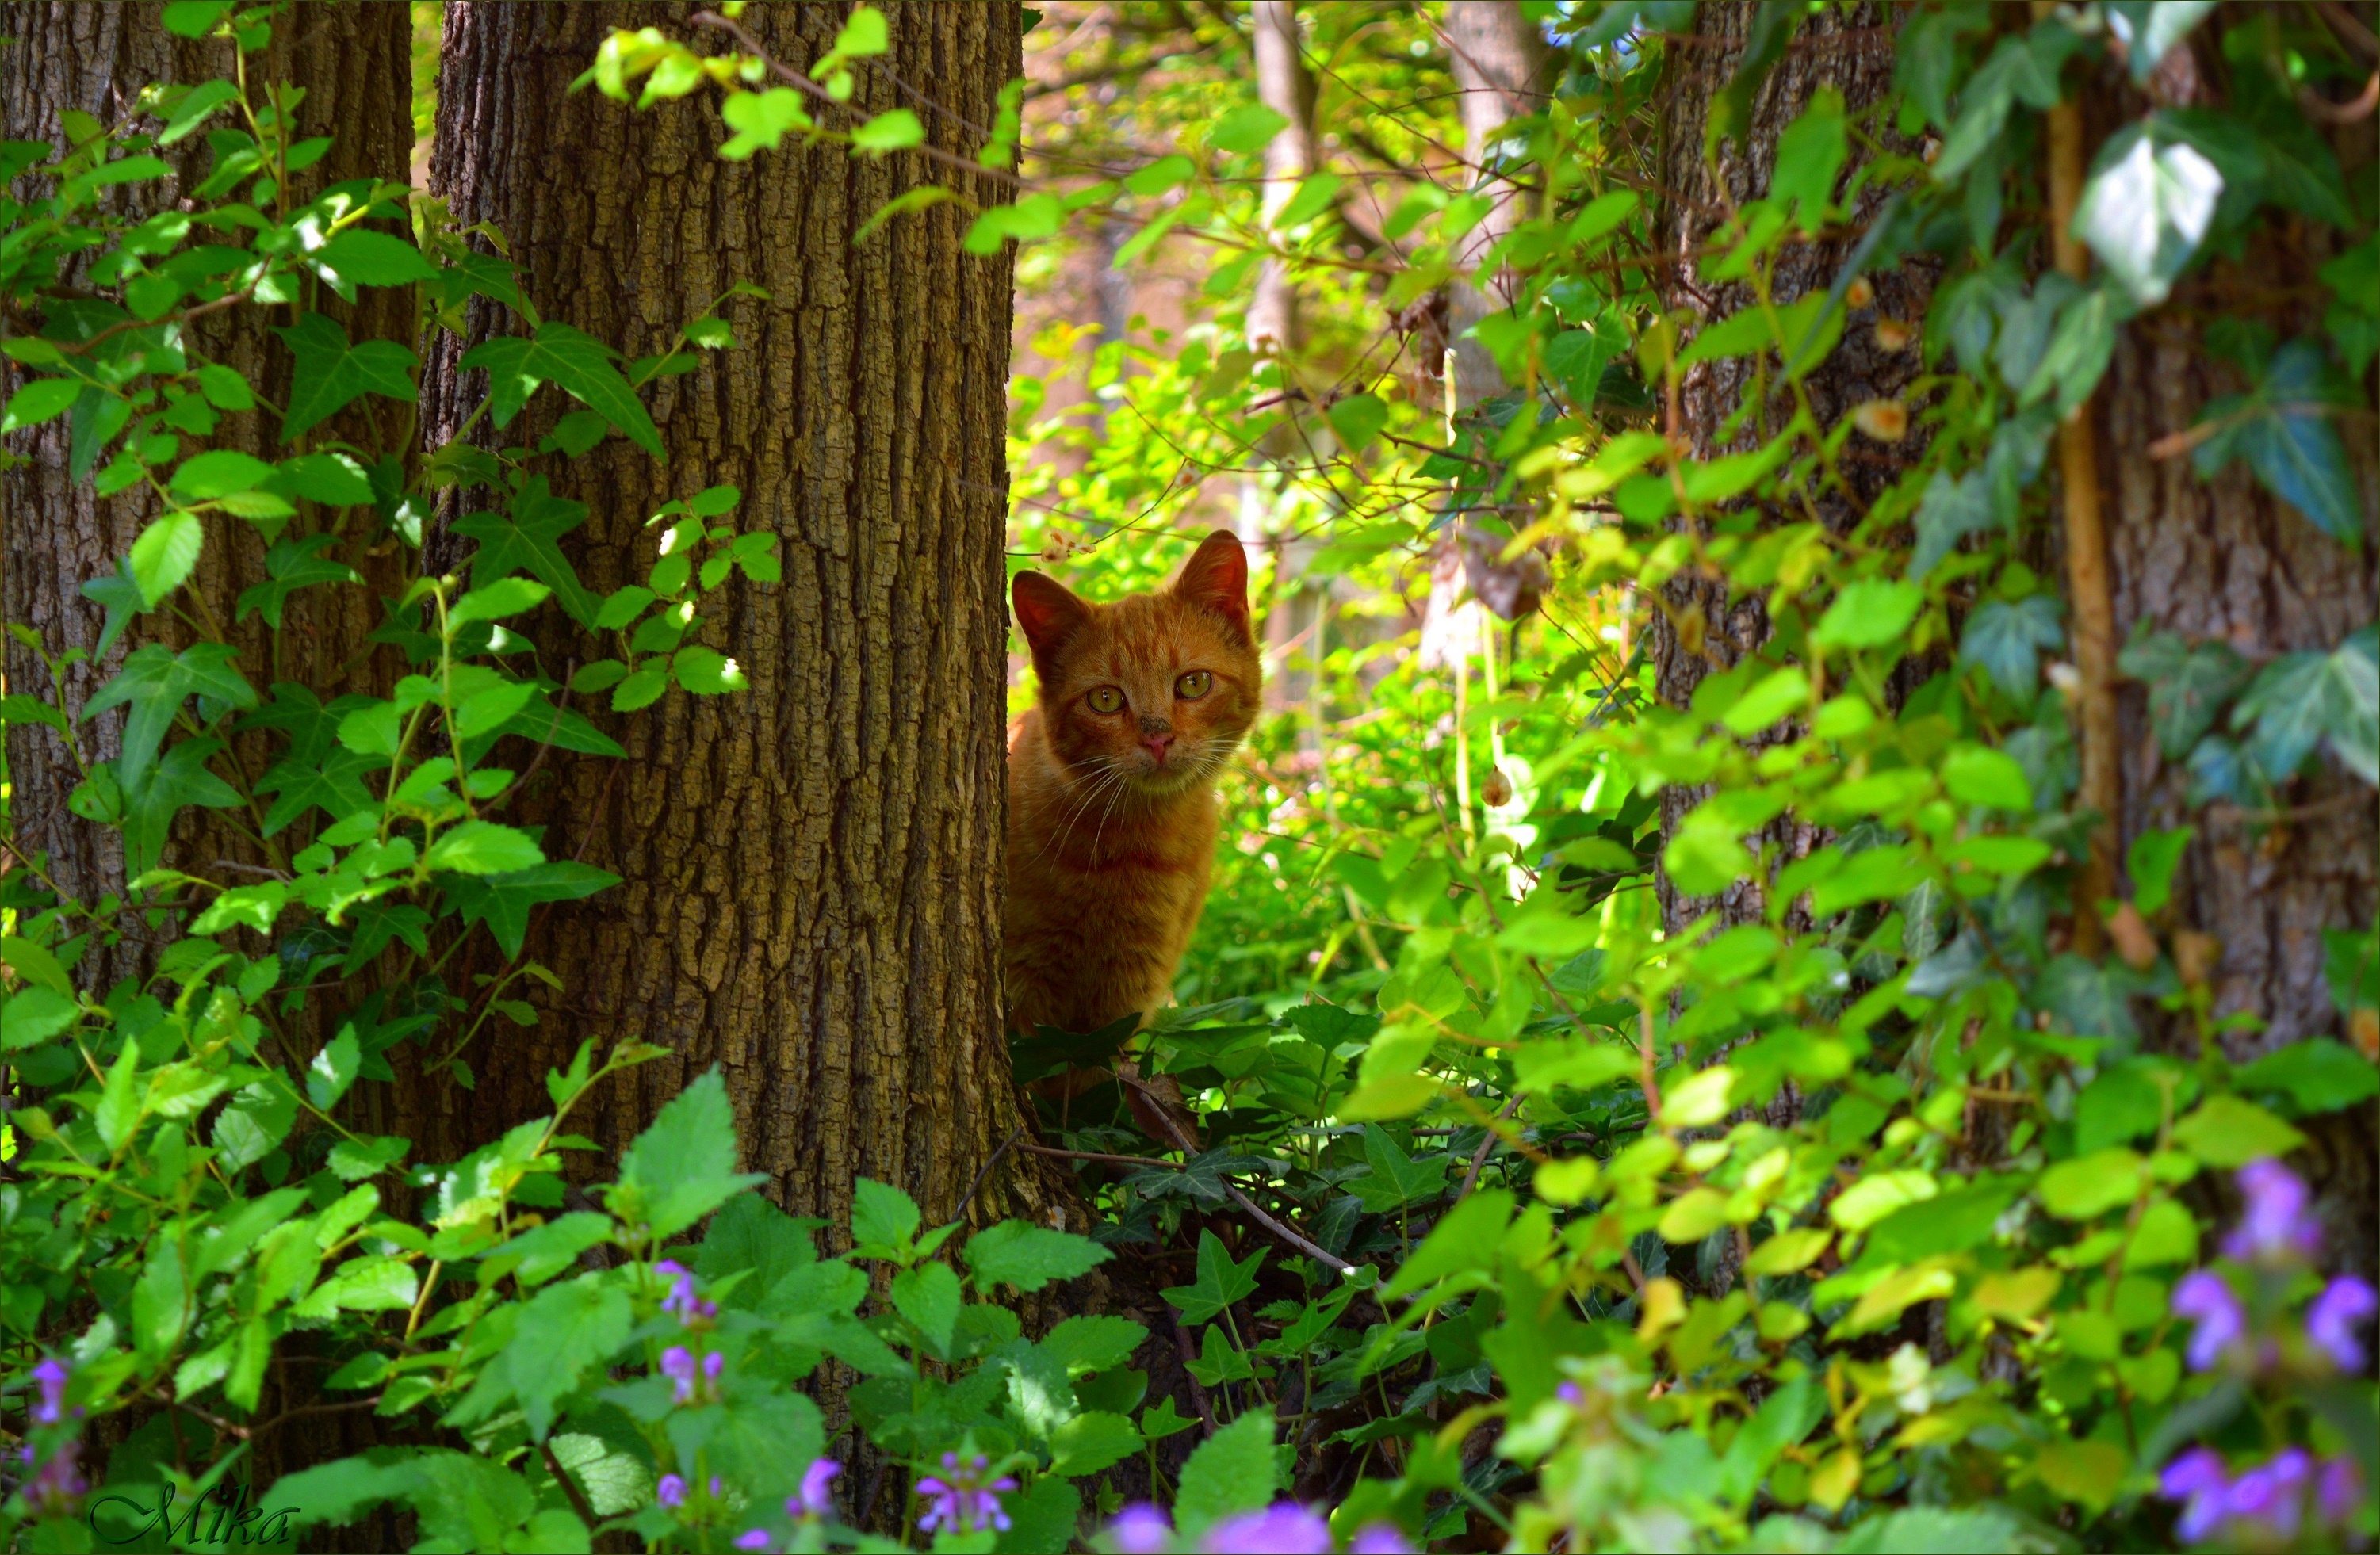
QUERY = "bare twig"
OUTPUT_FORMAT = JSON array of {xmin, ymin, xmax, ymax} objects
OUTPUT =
[{"xmin": 1115, "ymin": 1070, "xmax": 1358, "ymax": 1276}]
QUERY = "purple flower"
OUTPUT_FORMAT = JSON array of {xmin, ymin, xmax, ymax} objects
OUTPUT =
[
  {"xmin": 916, "ymin": 1453, "xmax": 1015, "ymax": 1535},
  {"xmin": 2317, "ymin": 1457, "xmax": 2363, "ymax": 1525},
  {"xmin": 733, "ymin": 1534, "xmax": 772, "ymax": 1553},
  {"xmin": 661, "ymin": 1345, "xmax": 698, "ymax": 1403},
  {"xmin": 789, "ymin": 1458, "xmax": 840, "ymax": 1520},
  {"xmin": 656, "ymin": 1472, "xmax": 687, "ymax": 1510},
  {"xmin": 2160, "ymin": 1447, "xmax": 2232, "ymax": 1543},
  {"xmin": 1556, "ymin": 1381, "xmax": 1584, "ymax": 1407},
  {"xmin": 1201, "ymin": 1503, "xmax": 1333, "ymax": 1555},
  {"xmin": 1108, "ymin": 1503, "xmax": 1174, "ymax": 1553},
  {"xmin": 703, "ymin": 1351, "xmax": 725, "ymax": 1382},
  {"xmin": 30, "ymin": 1358, "xmax": 68, "ymax": 1426},
  {"xmin": 1350, "ymin": 1524, "xmax": 1414, "ymax": 1554},
  {"xmin": 2226, "ymin": 1447, "xmax": 2312, "ymax": 1543},
  {"xmin": 2221, "ymin": 1160, "xmax": 2322, "ymax": 1263},
  {"xmin": 656, "ymin": 1259, "xmax": 719, "ymax": 1324},
  {"xmin": 2306, "ymin": 1274, "xmax": 2376, "ymax": 1372},
  {"xmin": 2172, "ymin": 1270, "xmax": 2247, "ymax": 1372},
  {"xmin": 24, "ymin": 1438, "xmax": 83, "ymax": 1515}
]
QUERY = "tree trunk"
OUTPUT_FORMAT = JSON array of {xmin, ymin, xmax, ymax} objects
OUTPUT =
[
  {"xmin": 415, "ymin": 2, "xmax": 1062, "ymax": 1240},
  {"xmin": 1650, "ymin": 2, "xmax": 1916, "ymax": 937},
  {"xmin": 1245, "ymin": 0, "xmax": 1314, "ymax": 365},
  {"xmin": 1442, "ymin": 0, "xmax": 1553, "ymax": 407},
  {"xmin": 0, "ymin": 2, "xmax": 415, "ymax": 988}
]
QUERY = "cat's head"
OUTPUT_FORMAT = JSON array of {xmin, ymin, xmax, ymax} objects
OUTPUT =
[{"xmin": 1012, "ymin": 530, "xmax": 1263, "ymax": 796}]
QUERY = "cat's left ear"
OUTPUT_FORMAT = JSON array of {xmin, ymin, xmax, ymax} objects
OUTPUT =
[{"xmin": 1173, "ymin": 529, "xmax": 1252, "ymax": 644}]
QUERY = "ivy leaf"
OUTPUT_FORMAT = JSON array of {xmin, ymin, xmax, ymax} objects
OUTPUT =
[
  {"xmin": 2116, "ymin": 630, "xmax": 2252, "ymax": 758},
  {"xmin": 457, "ymin": 322, "xmax": 662, "ymax": 458},
  {"xmin": 83, "ymin": 642, "xmax": 256, "ymax": 791},
  {"xmin": 1345, "ymin": 1125, "xmax": 1450, "ymax": 1213},
  {"xmin": 2231, "ymin": 634, "xmax": 2377, "ymax": 785},
  {"xmin": 1960, "ymin": 595, "xmax": 2064, "ymax": 703},
  {"xmin": 2191, "ymin": 342, "xmax": 2363, "ymax": 547},
  {"xmin": 438, "ymin": 862, "xmax": 618, "ymax": 958},
  {"xmin": 113, "ymin": 737, "xmax": 240, "ymax": 875},
  {"xmin": 2104, "ymin": 2, "xmax": 2215, "ymax": 83},
  {"xmin": 451, "ymin": 476, "xmax": 604, "ymax": 627},
  {"xmin": 963, "ymin": 1221, "xmax": 1111, "ymax": 1294},
  {"xmin": 2031, "ymin": 954, "xmax": 2139, "ymax": 1049},
  {"xmin": 1909, "ymin": 468, "xmax": 1995, "ymax": 580},
  {"xmin": 1161, "ymin": 1229, "xmax": 1265, "ymax": 1325},
  {"xmin": 236, "ymin": 535, "xmax": 362, "ymax": 629},
  {"xmin": 611, "ymin": 1068, "xmax": 769, "ymax": 1240},
  {"xmin": 81, "ymin": 562, "xmax": 147, "ymax": 656},
  {"xmin": 275, "ymin": 312, "xmax": 419, "ymax": 441},
  {"xmin": 2074, "ymin": 123, "xmax": 2223, "ymax": 307}
]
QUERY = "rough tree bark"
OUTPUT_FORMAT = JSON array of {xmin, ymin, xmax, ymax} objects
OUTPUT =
[
  {"xmin": 414, "ymin": 2, "xmax": 1065, "ymax": 1244},
  {"xmin": 0, "ymin": 2, "xmax": 415, "ymax": 987},
  {"xmin": 1442, "ymin": 0, "xmax": 1553, "ymax": 408}
]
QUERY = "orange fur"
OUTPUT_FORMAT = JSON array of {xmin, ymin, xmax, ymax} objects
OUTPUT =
[{"xmin": 1004, "ymin": 530, "xmax": 1262, "ymax": 1037}]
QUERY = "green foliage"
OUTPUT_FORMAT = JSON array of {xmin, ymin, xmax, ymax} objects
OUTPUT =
[{"xmin": 6, "ymin": 2, "xmax": 2375, "ymax": 1553}]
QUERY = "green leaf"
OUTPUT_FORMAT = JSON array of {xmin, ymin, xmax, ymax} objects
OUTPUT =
[
  {"xmin": 2126, "ymin": 826, "xmax": 2193, "ymax": 915},
  {"xmin": 83, "ymin": 642, "xmax": 257, "ymax": 791},
  {"xmin": 1, "ymin": 986, "xmax": 78, "ymax": 1049},
  {"xmin": 851, "ymin": 1176, "xmax": 922, "ymax": 1253},
  {"xmin": 1383, "ymin": 1188, "xmax": 1514, "ymax": 1298},
  {"xmin": 95, "ymin": 1038, "xmax": 143, "ymax": 1153},
  {"xmin": 118, "ymin": 736, "xmax": 243, "ymax": 874},
  {"xmin": 507, "ymin": 1274, "xmax": 633, "ymax": 1440},
  {"xmin": 426, "ymin": 820, "xmax": 545, "ymax": 876},
  {"xmin": 307, "ymin": 1028, "xmax": 362, "ymax": 1110},
  {"xmin": 268, "ymin": 451, "xmax": 377, "ymax": 506},
  {"xmin": 128, "ymin": 511, "xmax": 204, "ymax": 607},
  {"xmin": 672, "ymin": 644, "xmax": 748, "ymax": 694},
  {"xmin": 1325, "ymin": 392, "xmax": 1387, "ymax": 456},
  {"xmin": 2192, "ymin": 342, "xmax": 2364, "ymax": 547},
  {"xmin": 2233, "ymin": 632, "xmax": 2377, "ymax": 785},
  {"xmin": 213, "ymin": 1078, "xmax": 297, "ymax": 1173},
  {"xmin": 0, "ymin": 935, "xmax": 73, "ymax": 999},
  {"xmin": 829, "ymin": 4, "xmax": 889, "ymax": 58},
  {"xmin": 1273, "ymin": 170, "xmax": 1341, "ymax": 229},
  {"xmin": 1770, "ymin": 88, "xmax": 1846, "ymax": 231},
  {"xmin": 1160, "ymin": 1230, "xmax": 1264, "ymax": 1324},
  {"xmin": 1049, "ymin": 1411, "xmax": 1142, "ymax": 1478},
  {"xmin": 438, "ymin": 862, "xmax": 618, "ymax": 958},
  {"xmin": 964, "ymin": 1221, "xmax": 1111, "ymax": 1293},
  {"xmin": 849, "ymin": 108, "xmax": 924, "ymax": 153},
  {"xmin": 315, "ymin": 230, "xmax": 437, "ymax": 287},
  {"xmin": 890, "ymin": 1261, "xmax": 962, "ymax": 1356},
  {"xmin": 1810, "ymin": 579, "xmax": 1920, "ymax": 649},
  {"xmin": 1941, "ymin": 744, "xmax": 2033, "ymax": 812},
  {"xmin": 1173, "ymin": 1405, "xmax": 1279, "ymax": 1537},
  {"xmin": 1039, "ymin": 1314, "xmax": 1146, "ymax": 1374},
  {"xmin": 2233, "ymin": 1041, "xmax": 2380, "ymax": 1114},
  {"xmin": 2118, "ymin": 630, "xmax": 2252, "ymax": 758},
  {"xmin": 1346, "ymin": 1125, "xmax": 1449, "ymax": 1213},
  {"xmin": 612, "ymin": 1068, "xmax": 769, "ymax": 1239},
  {"xmin": 452, "ymin": 476, "xmax": 604, "ymax": 627},
  {"xmin": 1961, "ymin": 596, "xmax": 2064, "ymax": 701},
  {"xmin": 2172, "ymin": 1094, "xmax": 2305, "ymax": 1167},
  {"xmin": 1209, "ymin": 104, "xmax": 1288, "ymax": 155},
  {"xmin": 2037, "ymin": 1148, "xmax": 2144, "ymax": 1219},
  {"xmin": 452, "ymin": 577, "xmax": 553, "ymax": 627},
  {"xmin": 236, "ymin": 535, "xmax": 362, "ymax": 628},
  {"xmin": 457, "ymin": 322, "xmax": 662, "ymax": 458},
  {"xmin": 275, "ymin": 312, "xmax": 419, "ymax": 441},
  {"xmin": 1, "ymin": 376, "xmax": 83, "ymax": 432},
  {"xmin": 2075, "ymin": 123, "xmax": 2223, "ymax": 307}
]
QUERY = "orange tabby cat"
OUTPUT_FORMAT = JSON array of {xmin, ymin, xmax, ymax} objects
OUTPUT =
[{"xmin": 1004, "ymin": 530, "xmax": 1262, "ymax": 1042}]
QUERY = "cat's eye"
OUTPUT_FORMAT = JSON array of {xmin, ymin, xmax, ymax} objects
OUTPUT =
[
  {"xmin": 1087, "ymin": 686, "xmax": 1125, "ymax": 714},
  {"xmin": 1175, "ymin": 671, "xmax": 1212, "ymax": 700}
]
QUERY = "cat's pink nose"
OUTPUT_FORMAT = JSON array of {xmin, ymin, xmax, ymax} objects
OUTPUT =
[{"xmin": 1142, "ymin": 732, "xmax": 1174, "ymax": 763}]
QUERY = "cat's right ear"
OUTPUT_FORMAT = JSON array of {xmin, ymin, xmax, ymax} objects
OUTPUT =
[{"xmin": 1012, "ymin": 572, "xmax": 1092, "ymax": 663}]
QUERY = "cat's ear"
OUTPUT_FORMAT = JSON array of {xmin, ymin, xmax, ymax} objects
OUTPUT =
[
  {"xmin": 1173, "ymin": 529, "xmax": 1252, "ymax": 644},
  {"xmin": 1013, "ymin": 571, "xmax": 1092, "ymax": 662}
]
